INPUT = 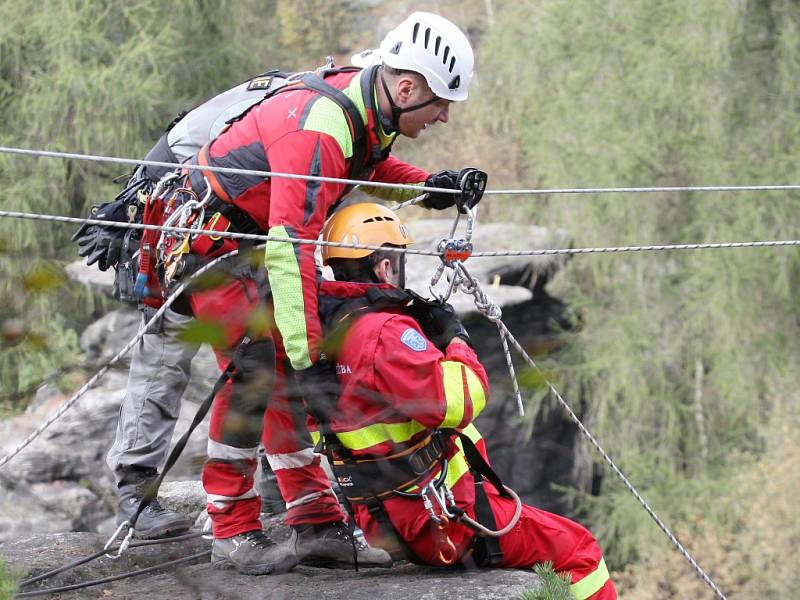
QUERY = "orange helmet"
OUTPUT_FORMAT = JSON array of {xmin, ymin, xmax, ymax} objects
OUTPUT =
[{"xmin": 321, "ymin": 203, "xmax": 412, "ymax": 265}]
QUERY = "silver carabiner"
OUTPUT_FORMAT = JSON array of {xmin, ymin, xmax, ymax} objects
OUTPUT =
[{"xmin": 104, "ymin": 520, "xmax": 134, "ymax": 559}]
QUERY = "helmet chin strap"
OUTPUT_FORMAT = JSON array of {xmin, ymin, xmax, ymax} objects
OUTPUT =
[{"xmin": 380, "ymin": 70, "xmax": 440, "ymax": 133}]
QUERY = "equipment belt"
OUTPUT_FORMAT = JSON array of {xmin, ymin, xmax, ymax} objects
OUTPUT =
[{"xmin": 332, "ymin": 432, "xmax": 447, "ymax": 502}]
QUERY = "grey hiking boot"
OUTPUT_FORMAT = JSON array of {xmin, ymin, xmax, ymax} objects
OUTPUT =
[
  {"xmin": 116, "ymin": 475, "xmax": 192, "ymax": 540},
  {"xmin": 211, "ymin": 529, "xmax": 299, "ymax": 575},
  {"xmin": 292, "ymin": 521, "xmax": 393, "ymax": 568}
]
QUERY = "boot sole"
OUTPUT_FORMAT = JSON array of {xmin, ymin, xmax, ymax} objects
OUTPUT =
[
  {"xmin": 211, "ymin": 552, "xmax": 299, "ymax": 576},
  {"xmin": 299, "ymin": 556, "xmax": 393, "ymax": 569}
]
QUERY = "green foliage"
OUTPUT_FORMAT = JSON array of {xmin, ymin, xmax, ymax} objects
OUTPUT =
[
  {"xmin": 0, "ymin": 557, "xmax": 18, "ymax": 600},
  {"xmin": 0, "ymin": 0, "xmax": 288, "ymax": 405},
  {"xmin": 520, "ymin": 562, "xmax": 573, "ymax": 600},
  {"xmin": 474, "ymin": 0, "xmax": 800, "ymax": 572},
  {"xmin": 275, "ymin": 0, "xmax": 362, "ymax": 63}
]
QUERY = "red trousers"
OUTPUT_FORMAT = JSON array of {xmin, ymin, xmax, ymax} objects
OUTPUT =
[
  {"xmin": 352, "ymin": 470, "xmax": 616, "ymax": 600},
  {"xmin": 189, "ymin": 277, "xmax": 344, "ymax": 538}
]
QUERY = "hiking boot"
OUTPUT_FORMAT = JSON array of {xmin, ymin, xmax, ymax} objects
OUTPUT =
[
  {"xmin": 211, "ymin": 529, "xmax": 298, "ymax": 575},
  {"xmin": 292, "ymin": 521, "xmax": 393, "ymax": 568},
  {"xmin": 116, "ymin": 477, "xmax": 192, "ymax": 540}
]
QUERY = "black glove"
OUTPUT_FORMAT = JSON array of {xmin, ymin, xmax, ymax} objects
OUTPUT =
[
  {"xmin": 71, "ymin": 197, "xmax": 133, "ymax": 271},
  {"xmin": 295, "ymin": 356, "xmax": 341, "ymax": 432},
  {"xmin": 407, "ymin": 298, "xmax": 471, "ymax": 351},
  {"xmin": 421, "ymin": 170, "xmax": 459, "ymax": 210}
]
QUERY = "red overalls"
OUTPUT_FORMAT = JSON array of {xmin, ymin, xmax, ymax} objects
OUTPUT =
[{"xmin": 320, "ymin": 281, "xmax": 616, "ymax": 599}]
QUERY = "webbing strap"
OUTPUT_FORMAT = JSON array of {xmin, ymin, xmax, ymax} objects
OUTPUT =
[
  {"xmin": 451, "ymin": 430, "xmax": 512, "ymax": 499},
  {"xmin": 298, "ymin": 73, "xmax": 368, "ymax": 181},
  {"xmin": 363, "ymin": 496, "xmax": 425, "ymax": 563},
  {"xmin": 129, "ymin": 336, "xmax": 252, "ymax": 528},
  {"xmin": 470, "ymin": 480, "xmax": 505, "ymax": 567}
]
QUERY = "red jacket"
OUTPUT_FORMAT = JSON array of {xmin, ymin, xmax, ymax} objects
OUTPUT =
[
  {"xmin": 319, "ymin": 281, "xmax": 489, "ymax": 459},
  {"xmin": 188, "ymin": 67, "xmax": 430, "ymax": 369}
]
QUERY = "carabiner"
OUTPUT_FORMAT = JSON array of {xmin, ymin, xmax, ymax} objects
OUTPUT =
[
  {"xmin": 434, "ymin": 515, "xmax": 458, "ymax": 566},
  {"xmin": 104, "ymin": 520, "xmax": 134, "ymax": 559}
]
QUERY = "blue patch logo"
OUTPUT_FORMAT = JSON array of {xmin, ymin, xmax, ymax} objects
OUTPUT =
[{"xmin": 400, "ymin": 328, "xmax": 427, "ymax": 352}]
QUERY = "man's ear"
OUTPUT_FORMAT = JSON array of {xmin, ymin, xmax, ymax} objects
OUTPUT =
[
  {"xmin": 395, "ymin": 75, "xmax": 417, "ymax": 105},
  {"xmin": 373, "ymin": 257, "xmax": 392, "ymax": 284}
]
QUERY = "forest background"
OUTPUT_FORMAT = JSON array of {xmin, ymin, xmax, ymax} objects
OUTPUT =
[{"xmin": 1, "ymin": 0, "xmax": 799, "ymax": 597}]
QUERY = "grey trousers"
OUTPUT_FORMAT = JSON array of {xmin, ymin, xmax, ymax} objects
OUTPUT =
[{"xmin": 106, "ymin": 307, "xmax": 199, "ymax": 485}]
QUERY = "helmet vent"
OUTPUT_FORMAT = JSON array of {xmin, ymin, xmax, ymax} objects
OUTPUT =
[
  {"xmin": 390, "ymin": 41, "xmax": 402, "ymax": 55},
  {"xmin": 412, "ymin": 22, "xmax": 420, "ymax": 43},
  {"xmin": 448, "ymin": 75, "xmax": 460, "ymax": 90},
  {"xmin": 434, "ymin": 36, "xmax": 441, "ymax": 55},
  {"xmin": 449, "ymin": 56, "xmax": 456, "ymax": 73},
  {"xmin": 424, "ymin": 27, "xmax": 431, "ymax": 48},
  {"xmin": 442, "ymin": 46, "xmax": 450, "ymax": 64}
]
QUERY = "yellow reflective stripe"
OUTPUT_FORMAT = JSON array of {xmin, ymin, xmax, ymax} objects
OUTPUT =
[
  {"xmin": 445, "ymin": 447, "xmax": 470, "ymax": 489},
  {"xmin": 441, "ymin": 361, "xmax": 466, "ymax": 428},
  {"xmin": 465, "ymin": 365, "xmax": 486, "ymax": 418},
  {"xmin": 303, "ymin": 97, "xmax": 352, "ymax": 158},
  {"xmin": 310, "ymin": 431, "xmax": 320, "ymax": 445},
  {"xmin": 570, "ymin": 557, "xmax": 610, "ymax": 600},
  {"xmin": 336, "ymin": 420, "xmax": 428, "ymax": 451},
  {"xmin": 441, "ymin": 362, "xmax": 486, "ymax": 428},
  {"xmin": 264, "ymin": 226, "xmax": 311, "ymax": 370},
  {"xmin": 461, "ymin": 423, "xmax": 482, "ymax": 445}
]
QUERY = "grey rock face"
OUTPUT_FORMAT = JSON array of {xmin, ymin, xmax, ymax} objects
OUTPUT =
[{"xmin": 1, "ymin": 531, "xmax": 541, "ymax": 600}]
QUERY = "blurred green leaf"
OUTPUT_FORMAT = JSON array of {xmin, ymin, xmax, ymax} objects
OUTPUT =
[
  {"xmin": 177, "ymin": 319, "xmax": 226, "ymax": 347},
  {"xmin": 22, "ymin": 262, "xmax": 67, "ymax": 294}
]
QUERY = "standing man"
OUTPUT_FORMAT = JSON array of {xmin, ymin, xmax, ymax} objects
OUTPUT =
[
  {"xmin": 315, "ymin": 202, "xmax": 617, "ymax": 600},
  {"xmin": 80, "ymin": 67, "xmax": 391, "ymax": 567},
  {"xmin": 156, "ymin": 12, "xmax": 482, "ymax": 575}
]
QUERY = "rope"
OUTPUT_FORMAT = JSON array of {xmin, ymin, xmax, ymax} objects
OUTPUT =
[
  {"xmin": 19, "ymin": 532, "xmax": 205, "ymax": 587},
  {"xmin": 471, "ymin": 239, "xmax": 800, "ymax": 257},
  {"xmin": 458, "ymin": 485, "xmax": 522, "ymax": 537},
  {"xmin": 455, "ymin": 263, "xmax": 524, "ymax": 416},
  {"xmin": 3, "ymin": 145, "xmax": 799, "ymax": 197},
  {"xmin": 483, "ymin": 184, "xmax": 800, "ymax": 196},
  {"xmin": 451, "ymin": 261, "xmax": 728, "ymax": 599},
  {"xmin": 15, "ymin": 550, "xmax": 211, "ymax": 598},
  {"xmin": 0, "ymin": 248, "xmax": 242, "ymax": 471},
  {"xmin": 3, "ymin": 209, "xmax": 800, "ymax": 258},
  {"xmin": 0, "ymin": 209, "xmax": 440, "ymax": 257},
  {"xmin": 0, "ymin": 145, "xmax": 458, "ymax": 195}
]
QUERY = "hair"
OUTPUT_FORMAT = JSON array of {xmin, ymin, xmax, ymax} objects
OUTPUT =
[
  {"xmin": 382, "ymin": 65, "xmax": 426, "ymax": 82},
  {"xmin": 328, "ymin": 245, "xmax": 403, "ymax": 283}
]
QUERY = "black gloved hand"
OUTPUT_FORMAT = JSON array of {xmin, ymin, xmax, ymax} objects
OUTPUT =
[
  {"xmin": 407, "ymin": 298, "xmax": 471, "ymax": 351},
  {"xmin": 421, "ymin": 168, "xmax": 488, "ymax": 213},
  {"xmin": 421, "ymin": 170, "xmax": 459, "ymax": 210},
  {"xmin": 71, "ymin": 197, "xmax": 134, "ymax": 271},
  {"xmin": 295, "ymin": 356, "xmax": 342, "ymax": 430}
]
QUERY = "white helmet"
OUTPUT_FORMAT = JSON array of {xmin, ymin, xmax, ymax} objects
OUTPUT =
[
  {"xmin": 379, "ymin": 12, "xmax": 474, "ymax": 102},
  {"xmin": 350, "ymin": 48, "xmax": 383, "ymax": 68}
]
